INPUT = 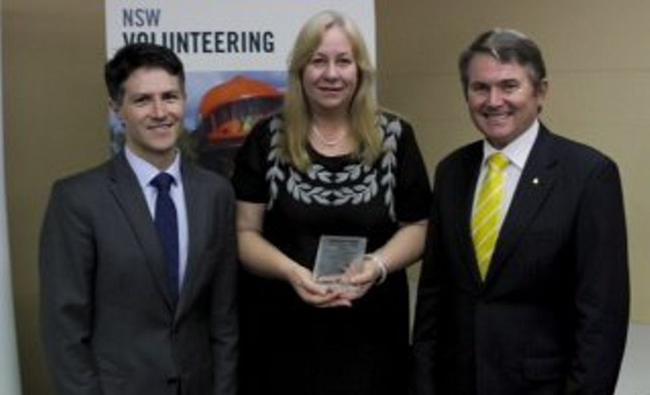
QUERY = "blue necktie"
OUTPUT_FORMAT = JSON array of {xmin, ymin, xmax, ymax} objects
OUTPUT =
[{"xmin": 151, "ymin": 173, "xmax": 179, "ymax": 304}]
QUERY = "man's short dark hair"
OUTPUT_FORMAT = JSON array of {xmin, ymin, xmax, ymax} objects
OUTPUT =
[
  {"xmin": 458, "ymin": 28, "xmax": 547, "ymax": 95},
  {"xmin": 105, "ymin": 43, "xmax": 185, "ymax": 104}
]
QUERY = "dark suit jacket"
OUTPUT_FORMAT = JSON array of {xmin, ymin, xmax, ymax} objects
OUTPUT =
[
  {"xmin": 40, "ymin": 152, "xmax": 238, "ymax": 395},
  {"xmin": 412, "ymin": 125, "xmax": 629, "ymax": 395}
]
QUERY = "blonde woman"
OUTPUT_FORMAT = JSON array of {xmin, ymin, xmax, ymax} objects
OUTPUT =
[{"xmin": 233, "ymin": 10, "xmax": 431, "ymax": 395}]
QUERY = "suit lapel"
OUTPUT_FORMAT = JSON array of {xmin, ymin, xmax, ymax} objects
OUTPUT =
[
  {"xmin": 108, "ymin": 153, "xmax": 175, "ymax": 310},
  {"xmin": 454, "ymin": 142, "xmax": 485, "ymax": 287},
  {"xmin": 175, "ymin": 160, "xmax": 207, "ymax": 320},
  {"xmin": 485, "ymin": 126, "xmax": 559, "ymax": 286}
]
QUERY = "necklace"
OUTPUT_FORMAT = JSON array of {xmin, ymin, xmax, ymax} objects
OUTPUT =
[{"xmin": 311, "ymin": 124, "xmax": 347, "ymax": 147}]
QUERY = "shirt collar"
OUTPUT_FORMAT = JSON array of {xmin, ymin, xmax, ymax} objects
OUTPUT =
[
  {"xmin": 124, "ymin": 146, "xmax": 182, "ymax": 188},
  {"xmin": 481, "ymin": 119, "xmax": 539, "ymax": 170}
]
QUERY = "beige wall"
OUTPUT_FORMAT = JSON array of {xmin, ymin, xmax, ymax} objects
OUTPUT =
[
  {"xmin": 3, "ymin": 1, "xmax": 106, "ymax": 394},
  {"xmin": 3, "ymin": 0, "xmax": 648, "ymax": 393}
]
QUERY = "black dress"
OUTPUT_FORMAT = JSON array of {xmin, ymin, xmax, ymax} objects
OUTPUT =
[{"xmin": 232, "ymin": 112, "xmax": 431, "ymax": 395}]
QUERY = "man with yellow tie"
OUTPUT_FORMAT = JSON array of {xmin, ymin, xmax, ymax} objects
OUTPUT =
[{"xmin": 412, "ymin": 29, "xmax": 629, "ymax": 395}]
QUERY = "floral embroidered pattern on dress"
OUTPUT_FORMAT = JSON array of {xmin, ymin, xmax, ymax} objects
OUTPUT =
[{"xmin": 266, "ymin": 114, "xmax": 402, "ymax": 221}]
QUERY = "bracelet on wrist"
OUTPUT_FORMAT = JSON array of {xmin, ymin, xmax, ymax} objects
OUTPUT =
[{"xmin": 364, "ymin": 254, "xmax": 388, "ymax": 285}]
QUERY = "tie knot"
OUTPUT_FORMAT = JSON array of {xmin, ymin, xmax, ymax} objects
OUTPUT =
[
  {"xmin": 488, "ymin": 153, "xmax": 509, "ymax": 172},
  {"xmin": 150, "ymin": 173, "xmax": 175, "ymax": 192}
]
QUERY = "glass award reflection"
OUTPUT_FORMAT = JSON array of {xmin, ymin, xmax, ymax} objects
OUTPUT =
[{"xmin": 313, "ymin": 235, "xmax": 367, "ymax": 289}]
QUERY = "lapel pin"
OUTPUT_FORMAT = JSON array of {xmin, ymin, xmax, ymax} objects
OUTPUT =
[{"xmin": 532, "ymin": 177, "xmax": 540, "ymax": 185}]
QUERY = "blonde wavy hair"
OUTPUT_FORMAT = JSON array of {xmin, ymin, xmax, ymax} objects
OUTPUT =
[{"xmin": 282, "ymin": 10, "xmax": 381, "ymax": 171}]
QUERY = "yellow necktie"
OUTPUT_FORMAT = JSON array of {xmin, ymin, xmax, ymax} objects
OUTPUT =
[{"xmin": 472, "ymin": 153, "xmax": 509, "ymax": 280}]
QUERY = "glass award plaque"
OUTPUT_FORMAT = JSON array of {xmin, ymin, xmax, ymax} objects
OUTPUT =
[{"xmin": 313, "ymin": 235, "xmax": 367, "ymax": 286}]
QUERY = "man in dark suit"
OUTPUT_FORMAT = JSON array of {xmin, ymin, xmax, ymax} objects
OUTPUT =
[
  {"xmin": 40, "ymin": 43, "xmax": 238, "ymax": 395},
  {"xmin": 412, "ymin": 29, "xmax": 628, "ymax": 394}
]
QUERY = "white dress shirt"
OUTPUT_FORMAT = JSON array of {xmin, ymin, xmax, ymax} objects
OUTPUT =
[
  {"xmin": 125, "ymin": 147, "xmax": 189, "ymax": 290},
  {"xmin": 471, "ymin": 119, "xmax": 540, "ymax": 221}
]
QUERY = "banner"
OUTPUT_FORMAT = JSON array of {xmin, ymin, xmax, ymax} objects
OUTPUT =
[
  {"xmin": 105, "ymin": 0, "xmax": 375, "ymax": 175},
  {"xmin": 0, "ymin": 2, "xmax": 23, "ymax": 393}
]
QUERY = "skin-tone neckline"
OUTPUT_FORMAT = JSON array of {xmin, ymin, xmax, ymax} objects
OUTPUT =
[
  {"xmin": 308, "ymin": 115, "xmax": 356, "ymax": 157},
  {"xmin": 311, "ymin": 124, "xmax": 346, "ymax": 147}
]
